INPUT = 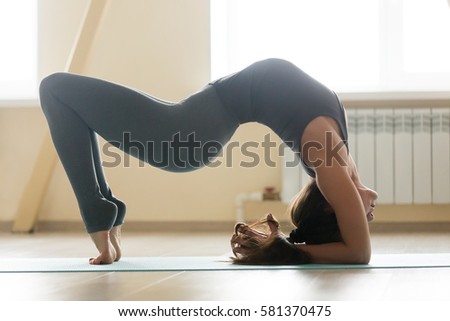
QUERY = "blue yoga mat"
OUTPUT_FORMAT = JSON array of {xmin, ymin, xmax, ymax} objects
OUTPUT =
[{"xmin": 1, "ymin": 253, "xmax": 450, "ymax": 273}]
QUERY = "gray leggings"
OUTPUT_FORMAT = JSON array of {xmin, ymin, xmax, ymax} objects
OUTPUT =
[
  {"xmin": 40, "ymin": 73, "xmax": 239, "ymax": 233},
  {"xmin": 40, "ymin": 59, "xmax": 347, "ymax": 233}
]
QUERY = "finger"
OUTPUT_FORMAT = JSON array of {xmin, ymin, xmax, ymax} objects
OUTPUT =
[
  {"xmin": 231, "ymin": 239, "xmax": 250, "ymax": 257},
  {"xmin": 240, "ymin": 226, "xmax": 268, "ymax": 239},
  {"xmin": 235, "ymin": 222, "xmax": 268, "ymax": 239},
  {"xmin": 234, "ymin": 223, "xmax": 247, "ymax": 235},
  {"xmin": 230, "ymin": 234, "xmax": 238, "ymax": 247},
  {"xmin": 266, "ymin": 213, "xmax": 280, "ymax": 234},
  {"xmin": 233, "ymin": 245, "xmax": 251, "ymax": 256},
  {"xmin": 232, "ymin": 243, "xmax": 239, "ymax": 257},
  {"xmin": 267, "ymin": 220, "xmax": 279, "ymax": 234},
  {"xmin": 233, "ymin": 234, "xmax": 260, "ymax": 248},
  {"xmin": 230, "ymin": 235, "xmax": 240, "ymax": 255},
  {"xmin": 231, "ymin": 234, "xmax": 249, "ymax": 249},
  {"xmin": 230, "ymin": 234, "xmax": 246, "ymax": 252}
]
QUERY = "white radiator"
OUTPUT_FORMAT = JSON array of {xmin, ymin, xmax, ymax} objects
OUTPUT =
[{"xmin": 282, "ymin": 107, "xmax": 450, "ymax": 205}]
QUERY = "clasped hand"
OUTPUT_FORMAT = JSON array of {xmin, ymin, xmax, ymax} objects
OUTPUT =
[
  {"xmin": 230, "ymin": 213, "xmax": 311, "ymax": 265},
  {"xmin": 230, "ymin": 213, "xmax": 280, "ymax": 258}
]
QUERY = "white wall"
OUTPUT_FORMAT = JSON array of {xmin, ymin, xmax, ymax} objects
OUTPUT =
[{"xmin": 0, "ymin": 0, "xmax": 283, "ymax": 227}]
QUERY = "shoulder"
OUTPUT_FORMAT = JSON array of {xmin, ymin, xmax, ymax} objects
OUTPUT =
[{"xmin": 301, "ymin": 116, "xmax": 350, "ymax": 176}]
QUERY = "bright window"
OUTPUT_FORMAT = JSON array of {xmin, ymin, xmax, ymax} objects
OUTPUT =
[
  {"xmin": 211, "ymin": 0, "xmax": 450, "ymax": 93},
  {"xmin": 0, "ymin": 0, "xmax": 37, "ymax": 100}
]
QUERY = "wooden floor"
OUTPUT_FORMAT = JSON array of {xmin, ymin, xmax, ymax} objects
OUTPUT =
[{"xmin": 1, "ymin": 228, "xmax": 450, "ymax": 301}]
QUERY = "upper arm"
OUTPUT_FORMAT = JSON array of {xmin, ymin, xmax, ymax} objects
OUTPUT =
[{"xmin": 314, "ymin": 161, "xmax": 371, "ymax": 262}]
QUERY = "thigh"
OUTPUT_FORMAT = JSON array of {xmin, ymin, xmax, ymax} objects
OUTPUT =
[
  {"xmin": 43, "ymin": 73, "xmax": 174, "ymax": 141},
  {"xmin": 43, "ymin": 73, "xmax": 239, "ymax": 171}
]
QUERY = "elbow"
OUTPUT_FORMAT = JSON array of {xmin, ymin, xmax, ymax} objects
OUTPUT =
[
  {"xmin": 354, "ymin": 252, "xmax": 371, "ymax": 265},
  {"xmin": 350, "ymin": 247, "xmax": 371, "ymax": 264},
  {"xmin": 343, "ymin": 242, "xmax": 371, "ymax": 264}
]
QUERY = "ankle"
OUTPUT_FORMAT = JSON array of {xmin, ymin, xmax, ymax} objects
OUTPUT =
[{"xmin": 82, "ymin": 198, "xmax": 118, "ymax": 233}]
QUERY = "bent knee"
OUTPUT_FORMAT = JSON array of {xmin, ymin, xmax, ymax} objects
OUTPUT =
[
  {"xmin": 39, "ymin": 72, "xmax": 72, "ymax": 97},
  {"xmin": 39, "ymin": 72, "xmax": 75, "ymax": 112}
]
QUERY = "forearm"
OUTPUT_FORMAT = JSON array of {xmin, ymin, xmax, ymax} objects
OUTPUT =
[{"xmin": 295, "ymin": 241, "xmax": 371, "ymax": 264}]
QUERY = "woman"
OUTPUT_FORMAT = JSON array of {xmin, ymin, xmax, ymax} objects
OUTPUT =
[{"xmin": 39, "ymin": 58, "xmax": 377, "ymax": 265}]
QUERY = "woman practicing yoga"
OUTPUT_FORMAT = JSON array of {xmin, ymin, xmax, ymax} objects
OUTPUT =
[{"xmin": 39, "ymin": 58, "xmax": 378, "ymax": 265}]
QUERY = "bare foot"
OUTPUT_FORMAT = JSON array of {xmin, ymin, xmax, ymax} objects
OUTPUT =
[
  {"xmin": 110, "ymin": 225, "xmax": 122, "ymax": 262},
  {"xmin": 89, "ymin": 230, "xmax": 117, "ymax": 265}
]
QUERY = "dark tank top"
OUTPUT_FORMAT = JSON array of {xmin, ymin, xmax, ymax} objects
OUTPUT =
[{"xmin": 210, "ymin": 58, "xmax": 348, "ymax": 177}]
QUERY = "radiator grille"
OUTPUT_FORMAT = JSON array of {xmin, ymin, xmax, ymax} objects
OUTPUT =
[{"xmin": 281, "ymin": 107, "xmax": 450, "ymax": 205}]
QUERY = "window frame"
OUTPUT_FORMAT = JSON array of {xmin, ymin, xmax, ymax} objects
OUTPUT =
[
  {"xmin": 210, "ymin": 0, "xmax": 450, "ymax": 100},
  {"xmin": 0, "ymin": 0, "xmax": 38, "ymax": 104}
]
